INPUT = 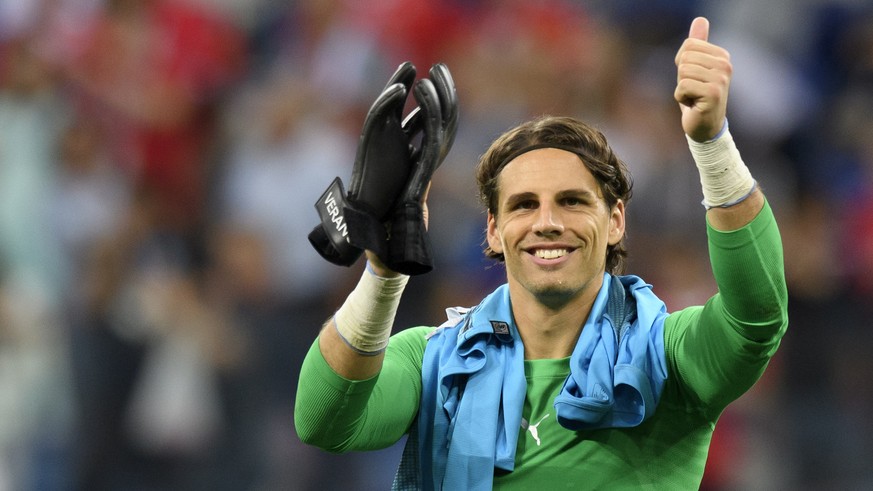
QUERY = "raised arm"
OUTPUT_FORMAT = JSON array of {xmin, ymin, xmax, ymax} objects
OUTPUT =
[
  {"xmin": 295, "ymin": 63, "xmax": 457, "ymax": 451},
  {"xmin": 674, "ymin": 17, "xmax": 764, "ymax": 231},
  {"xmin": 312, "ymin": 63, "xmax": 456, "ymax": 380},
  {"xmin": 668, "ymin": 17, "xmax": 788, "ymax": 408}
]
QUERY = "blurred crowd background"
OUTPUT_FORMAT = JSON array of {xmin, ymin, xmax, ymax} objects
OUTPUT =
[{"xmin": 1, "ymin": 0, "xmax": 872, "ymax": 489}]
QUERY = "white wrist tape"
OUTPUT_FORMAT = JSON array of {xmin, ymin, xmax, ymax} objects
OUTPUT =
[
  {"xmin": 333, "ymin": 262, "xmax": 409, "ymax": 355},
  {"xmin": 686, "ymin": 126, "xmax": 757, "ymax": 209}
]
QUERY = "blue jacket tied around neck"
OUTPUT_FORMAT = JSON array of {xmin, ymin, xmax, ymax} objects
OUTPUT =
[{"xmin": 392, "ymin": 273, "xmax": 669, "ymax": 491}]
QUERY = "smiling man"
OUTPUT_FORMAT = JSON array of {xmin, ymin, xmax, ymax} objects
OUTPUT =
[
  {"xmin": 295, "ymin": 17, "xmax": 788, "ymax": 490},
  {"xmin": 479, "ymin": 130, "xmax": 630, "ymax": 360}
]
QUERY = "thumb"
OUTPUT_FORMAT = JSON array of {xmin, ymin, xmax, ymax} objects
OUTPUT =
[{"xmin": 688, "ymin": 16, "xmax": 709, "ymax": 41}]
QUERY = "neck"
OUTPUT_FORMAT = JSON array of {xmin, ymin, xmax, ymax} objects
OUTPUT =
[{"xmin": 510, "ymin": 281, "xmax": 602, "ymax": 360}]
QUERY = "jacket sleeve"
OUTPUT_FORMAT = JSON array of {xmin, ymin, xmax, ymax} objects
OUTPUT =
[
  {"xmin": 294, "ymin": 326, "xmax": 429, "ymax": 452},
  {"xmin": 664, "ymin": 200, "xmax": 789, "ymax": 412}
]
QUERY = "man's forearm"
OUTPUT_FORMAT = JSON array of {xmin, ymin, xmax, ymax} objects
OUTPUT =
[
  {"xmin": 686, "ymin": 122, "xmax": 761, "ymax": 231},
  {"xmin": 706, "ymin": 188, "xmax": 765, "ymax": 231},
  {"xmin": 319, "ymin": 317, "xmax": 386, "ymax": 380},
  {"xmin": 319, "ymin": 252, "xmax": 408, "ymax": 380}
]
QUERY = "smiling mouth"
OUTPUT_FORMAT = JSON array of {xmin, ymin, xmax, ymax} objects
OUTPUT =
[{"xmin": 533, "ymin": 248, "xmax": 570, "ymax": 260}]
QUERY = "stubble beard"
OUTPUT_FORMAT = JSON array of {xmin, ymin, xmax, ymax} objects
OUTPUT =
[{"xmin": 525, "ymin": 277, "xmax": 584, "ymax": 311}]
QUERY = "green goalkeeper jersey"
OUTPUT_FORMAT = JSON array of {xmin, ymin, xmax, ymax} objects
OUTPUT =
[{"xmin": 295, "ymin": 201, "xmax": 788, "ymax": 489}]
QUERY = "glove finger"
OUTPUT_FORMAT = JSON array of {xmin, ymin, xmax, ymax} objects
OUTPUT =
[
  {"xmin": 350, "ymin": 81, "xmax": 410, "ymax": 213},
  {"xmin": 362, "ymin": 82, "xmax": 408, "ymax": 132},
  {"xmin": 409, "ymin": 78, "xmax": 443, "ymax": 189},
  {"xmin": 384, "ymin": 61, "xmax": 416, "ymax": 94},
  {"xmin": 429, "ymin": 63, "xmax": 459, "ymax": 160},
  {"xmin": 402, "ymin": 63, "xmax": 457, "ymax": 149},
  {"xmin": 384, "ymin": 62, "xmax": 415, "ymax": 122}
]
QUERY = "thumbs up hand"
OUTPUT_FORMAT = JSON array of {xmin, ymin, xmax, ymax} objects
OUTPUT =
[{"xmin": 674, "ymin": 17, "xmax": 732, "ymax": 142}]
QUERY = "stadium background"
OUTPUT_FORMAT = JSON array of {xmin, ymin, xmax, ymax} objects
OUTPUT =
[{"xmin": 1, "ymin": 0, "xmax": 872, "ymax": 489}]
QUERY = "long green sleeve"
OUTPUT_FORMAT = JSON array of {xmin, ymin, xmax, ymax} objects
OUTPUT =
[
  {"xmin": 664, "ymin": 200, "xmax": 788, "ymax": 413},
  {"xmin": 294, "ymin": 326, "xmax": 429, "ymax": 452}
]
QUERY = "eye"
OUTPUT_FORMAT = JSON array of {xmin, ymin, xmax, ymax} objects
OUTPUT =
[
  {"xmin": 514, "ymin": 199, "xmax": 537, "ymax": 210},
  {"xmin": 561, "ymin": 196, "xmax": 583, "ymax": 207}
]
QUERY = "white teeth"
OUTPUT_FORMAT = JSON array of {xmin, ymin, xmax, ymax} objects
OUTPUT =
[{"xmin": 535, "ymin": 249, "xmax": 567, "ymax": 259}]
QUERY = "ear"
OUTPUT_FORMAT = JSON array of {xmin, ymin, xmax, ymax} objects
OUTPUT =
[
  {"xmin": 486, "ymin": 210, "xmax": 504, "ymax": 254},
  {"xmin": 607, "ymin": 200, "xmax": 626, "ymax": 246}
]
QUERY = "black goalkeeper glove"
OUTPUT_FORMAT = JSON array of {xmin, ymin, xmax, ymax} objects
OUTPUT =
[
  {"xmin": 308, "ymin": 62, "xmax": 458, "ymax": 274},
  {"xmin": 308, "ymin": 62, "xmax": 417, "ymax": 266}
]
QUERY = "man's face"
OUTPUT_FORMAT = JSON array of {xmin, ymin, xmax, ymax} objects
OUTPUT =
[{"xmin": 486, "ymin": 148, "xmax": 625, "ymax": 307}]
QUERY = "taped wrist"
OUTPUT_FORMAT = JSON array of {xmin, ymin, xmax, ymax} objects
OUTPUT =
[
  {"xmin": 686, "ymin": 125, "xmax": 757, "ymax": 209},
  {"xmin": 333, "ymin": 262, "xmax": 409, "ymax": 355}
]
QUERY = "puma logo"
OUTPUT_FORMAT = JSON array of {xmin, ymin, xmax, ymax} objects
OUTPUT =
[{"xmin": 521, "ymin": 413, "xmax": 550, "ymax": 446}]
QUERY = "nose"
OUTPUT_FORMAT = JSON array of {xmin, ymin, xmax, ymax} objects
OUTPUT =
[{"xmin": 532, "ymin": 202, "xmax": 564, "ymax": 236}]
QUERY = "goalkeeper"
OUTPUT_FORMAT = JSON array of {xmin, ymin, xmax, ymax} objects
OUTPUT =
[{"xmin": 295, "ymin": 17, "xmax": 788, "ymax": 490}]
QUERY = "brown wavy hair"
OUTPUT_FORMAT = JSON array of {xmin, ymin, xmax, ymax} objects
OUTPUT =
[{"xmin": 476, "ymin": 115, "xmax": 633, "ymax": 274}]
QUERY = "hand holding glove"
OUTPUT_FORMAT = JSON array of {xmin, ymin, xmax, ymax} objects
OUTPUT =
[
  {"xmin": 308, "ymin": 62, "xmax": 458, "ymax": 275},
  {"xmin": 308, "ymin": 62, "xmax": 417, "ymax": 266}
]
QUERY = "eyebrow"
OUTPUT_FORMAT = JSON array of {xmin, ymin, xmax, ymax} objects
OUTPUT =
[
  {"xmin": 503, "ymin": 188, "xmax": 599, "ymax": 209},
  {"xmin": 556, "ymin": 189, "xmax": 599, "ymax": 201}
]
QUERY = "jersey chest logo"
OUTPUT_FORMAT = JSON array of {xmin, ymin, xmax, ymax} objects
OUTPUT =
[{"xmin": 521, "ymin": 413, "xmax": 550, "ymax": 446}]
